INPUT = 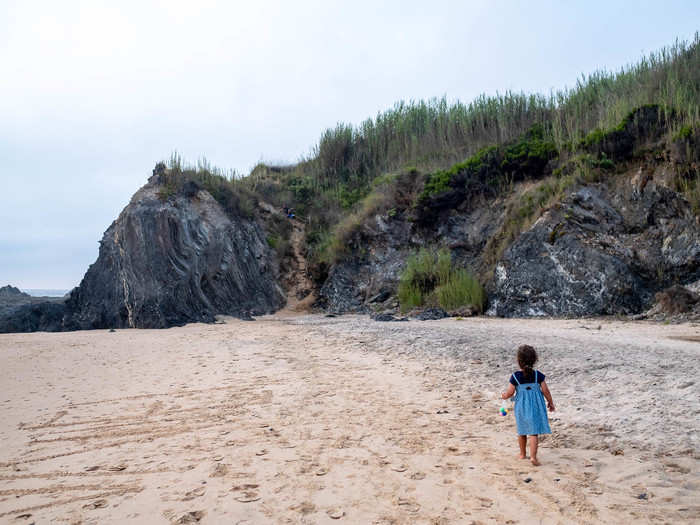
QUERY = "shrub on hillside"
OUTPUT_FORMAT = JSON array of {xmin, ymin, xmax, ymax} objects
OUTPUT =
[
  {"xmin": 414, "ymin": 126, "xmax": 558, "ymax": 222},
  {"xmin": 398, "ymin": 248, "xmax": 485, "ymax": 313},
  {"xmin": 155, "ymin": 154, "xmax": 258, "ymax": 219},
  {"xmin": 578, "ymin": 104, "xmax": 669, "ymax": 160}
]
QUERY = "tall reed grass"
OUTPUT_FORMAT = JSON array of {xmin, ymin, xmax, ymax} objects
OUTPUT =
[
  {"xmin": 398, "ymin": 248, "xmax": 485, "ymax": 313},
  {"xmin": 256, "ymin": 34, "xmax": 699, "ymax": 201}
]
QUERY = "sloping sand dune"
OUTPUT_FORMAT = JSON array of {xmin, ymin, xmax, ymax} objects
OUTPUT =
[{"xmin": 0, "ymin": 315, "xmax": 698, "ymax": 524}]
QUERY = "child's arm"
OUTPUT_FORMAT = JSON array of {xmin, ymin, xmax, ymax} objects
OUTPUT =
[
  {"xmin": 541, "ymin": 381, "xmax": 555, "ymax": 411},
  {"xmin": 501, "ymin": 383, "xmax": 515, "ymax": 399}
]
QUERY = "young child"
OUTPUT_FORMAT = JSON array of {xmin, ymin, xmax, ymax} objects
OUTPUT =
[{"xmin": 501, "ymin": 344, "xmax": 555, "ymax": 466}]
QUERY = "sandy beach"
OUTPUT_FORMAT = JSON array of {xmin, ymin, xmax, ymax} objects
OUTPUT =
[{"xmin": 0, "ymin": 314, "xmax": 698, "ymax": 524}]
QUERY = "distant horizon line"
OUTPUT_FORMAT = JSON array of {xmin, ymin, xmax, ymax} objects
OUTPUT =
[{"xmin": 20, "ymin": 288, "xmax": 73, "ymax": 297}]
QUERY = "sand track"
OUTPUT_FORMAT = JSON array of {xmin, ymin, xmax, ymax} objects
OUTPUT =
[{"xmin": 0, "ymin": 315, "xmax": 698, "ymax": 524}]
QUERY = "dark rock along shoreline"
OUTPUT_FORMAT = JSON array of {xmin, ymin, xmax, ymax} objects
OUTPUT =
[
  {"xmin": 0, "ymin": 176, "xmax": 285, "ymax": 332},
  {"xmin": 2, "ymin": 109, "xmax": 699, "ymax": 332},
  {"xmin": 2, "ymin": 160, "xmax": 699, "ymax": 332},
  {"xmin": 318, "ymin": 108, "xmax": 700, "ymax": 319},
  {"xmin": 64, "ymin": 176, "xmax": 284, "ymax": 330}
]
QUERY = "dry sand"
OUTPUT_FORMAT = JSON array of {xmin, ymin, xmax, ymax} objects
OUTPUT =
[{"xmin": 0, "ymin": 314, "xmax": 698, "ymax": 524}]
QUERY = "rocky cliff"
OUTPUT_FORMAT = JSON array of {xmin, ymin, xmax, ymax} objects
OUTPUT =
[
  {"xmin": 2, "ymin": 112, "xmax": 698, "ymax": 331},
  {"xmin": 0, "ymin": 286, "xmax": 67, "ymax": 332},
  {"xmin": 317, "ymin": 118, "xmax": 700, "ymax": 318},
  {"xmin": 318, "ymin": 199, "xmax": 506, "ymax": 313},
  {"xmin": 0, "ymin": 174, "xmax": 285, "ymax": 332},
  {"xmin": 489, "ymin": 170, "xmax": 700, "ymax": 316},
  {"xmin": 64, "ymin": 175, "xmax": 284, "ymax": 329}
]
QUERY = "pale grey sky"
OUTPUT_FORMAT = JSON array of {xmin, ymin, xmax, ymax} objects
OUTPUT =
[{"xmin": 1, "ymin": 1, "xmax": 698, "ymax": 289}]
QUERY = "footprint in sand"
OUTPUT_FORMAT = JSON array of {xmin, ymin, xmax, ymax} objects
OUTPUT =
[
  {"xmin": 182, "ymin": 487, "xmax": 206, "ymax": 501},
  {"xmin": 326, "ymin": 508, "xmax": 345, "ymax": 519},
  {"xmin": 410, "ymin": 472, "xmax": 426, "ymax": 480},
  {"xmin": 232, "ymin": 483, "xmax": 259, "ymax": 491},
  {"xmin": 83, "ymin": 499, "xmax": 108, "ymax": 510},
  {"xmin": 397, "ymin": 498, "xmax": 420, "ymax": 513},
  {"xmin": 234, "ymin": 491, "xmax": 261, "ymax": 503},
  {"xmin": 477, "ymin": 497, "xmax": 493, "ymax": 508},
  {"xmin": 173, "ymin": 510, "xmax": 205, "ymax": 524},
  {"xmin": 210, "ymin": 463, "xmax": 229, "ymax": 477},
  {"xmin": 289, "ymin": 501, "xmax": 316, "ymax": 514},
  {"xmin": 145, "ymin": 400, "xmax": 164, "ymax": 416}
]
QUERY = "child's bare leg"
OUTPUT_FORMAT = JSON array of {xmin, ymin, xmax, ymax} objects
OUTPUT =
[
  {"xmin": 518, "ymin": 435, "xmax": 527, "ymax": 459},
  {"xmin": 528, "ymin": 435, "xmax": 540, "ymax": 466}
]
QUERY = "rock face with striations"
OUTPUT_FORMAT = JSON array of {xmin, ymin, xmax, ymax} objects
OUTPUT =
[
  {"xmin": 489, "ymin": 168, "xmax": 700, "ymax": 316},
  {"xmin": 318, "ymin": 199, "xmax": 506, "ymax": 313},
  {"xmin": 317, "ymin": 161, "xmax": 699, "ymax": 318},
  {"xmin": 63, "ymin": 175, "xmax": 285, "ymax": 330}
]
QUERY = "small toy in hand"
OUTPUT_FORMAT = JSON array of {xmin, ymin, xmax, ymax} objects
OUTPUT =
[{"xmin": 499, "ymin": 402, "xmax": 509, "ymax": 416}]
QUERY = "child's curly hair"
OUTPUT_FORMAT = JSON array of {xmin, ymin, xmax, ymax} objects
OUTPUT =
[{"xmin": 517, "ymin": 344, "xmax": 538, "ymax": 381}]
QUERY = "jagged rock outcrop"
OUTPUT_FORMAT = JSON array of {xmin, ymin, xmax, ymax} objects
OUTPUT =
[
  {"xmin": 0, "ymin": 285, "xmax": 29, "ymax": 300},
  {"xmin": 0, "ymin": 302, "xmax": 67, "ymax": 333},
  {"xmin": 63, "ymin": 177, "xmax": 285, "ymax": 329},
  {"xmin": 0, "ymin": 176, "xmax": 286, "ymax": 333},
  {"xmin": 318, "ymin": 201, "xmax": 505, "ymax": 313},
  {"xmin": 316, "ymin": 159, "xmax": 699, "ymax": 318},
  {"xmin": 315, "ymin": 106, "xmax": 700, "ymax": 318},
  {"xmin": 0, "ymin": 286, "xmax": 67, "ymax": 330},
  {"xmin": 489, "ymin": 169, "xmax": 700, "ymax": 316},
  {"xmin": 635, "ymin": 281, "xmax": 700, "ymax": 322},
  {"xmin": 0, "ymin": 285, "xmax": 31, "ymax": 317},
  {"xmin": 318, "ymin": 215, "xmax": 413, "ymax": 313}
]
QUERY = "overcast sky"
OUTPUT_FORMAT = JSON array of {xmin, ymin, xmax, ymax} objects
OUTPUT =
[{"xmin": 1, "ymin": 1, "xmax": 698, "ymax": 290}]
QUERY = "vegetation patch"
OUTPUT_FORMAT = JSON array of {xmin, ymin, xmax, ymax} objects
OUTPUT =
[
  {"xmin": 155, "ymin": 154, "xmax": 257, "ymax": 219},
  {"xmin": 154, "ymin": 36, "xmax": 700, "ymax": 289},
  {"xmin": 398, "ymin": 248, "xmax": 485, "ymax": 313},
  {"xmin": 306, "ymin": 169, "xmax": 423, "ymax": 270},
  {"xmin": 414, "ymin": 127, "xmax": 557, "ymax": 220},
  {"xmin": 578, "ymin": 104, "xmax": 669, "ymax": 160},
  {"xmin": 668, "ymin": 124, "xmax": 700, "ymax": 215}
]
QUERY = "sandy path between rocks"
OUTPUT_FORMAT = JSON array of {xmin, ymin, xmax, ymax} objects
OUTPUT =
[{"xmin": 0, "ymin": 315, "xmax": 697, "ymax": 524}]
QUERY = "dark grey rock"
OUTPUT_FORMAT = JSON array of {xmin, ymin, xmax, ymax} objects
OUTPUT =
[
  {"xmin": 0, "ymin": 179, "xmax": 285, "ymax": 333},
  {"xmin": 0, "ymin": 285, "xmax": 68, "ymax": 324},
  {"xmin": 490, "ymin": 180, "xmax": 700, "ymax": 317},
  {"xmin": 318, "ymin": 215, "xmax": 414, "ymax": 314},
  {"xmin": 63, "ymin": 181, "xmax": 284, "ymax": 330},
  {"xmin": 0, "ymin": 285, "xmax": 29, "ymax": 299},
  {"xmin": 318, "ymin": 201, "xmax": 506, "ymax": 314},
  {"xmin": 370, "ymin": 312, "xmax": 408, "ymax": 322},
  {"xmin": 0, "ymin": 302, "xmax": 67, "ymax": 333},
  {"xmin": 370, "ymin": 313, "xmax": 397, "ymax": 322},
  {"xmin": 448, "ymin": 306, "xmax": 477, "ymax": 317},
  {"xmin": 367, "ymin": 289, "xmax": 391, "ymax": 304},
  {"xmin": 318, "ymin": 261, "xmax": 371, "ymax": 314},
  {"xmin": 410, "ymin": 307, "xmax": 449, "ymax": 321}
]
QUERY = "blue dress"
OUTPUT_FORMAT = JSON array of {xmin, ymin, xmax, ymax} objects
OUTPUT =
[{"xmin": 512, "ymin": 370, "xmax": 551, "ymax": 436}]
